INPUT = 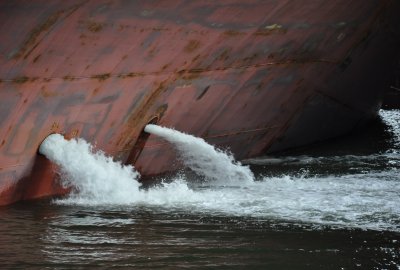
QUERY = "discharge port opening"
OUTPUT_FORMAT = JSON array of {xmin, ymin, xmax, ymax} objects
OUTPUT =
[
  {"xmin": 37, "ymin": 133, "xmax": 60, "ymax": 155},
  {"xmin": 126, "ymin": 117, "xmax": 159, "ymax": 165}
]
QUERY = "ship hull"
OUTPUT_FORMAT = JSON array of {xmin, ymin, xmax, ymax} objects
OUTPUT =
[{"xmin": 1, "ymin": 0, "xmax": 399, "ymax": 205}]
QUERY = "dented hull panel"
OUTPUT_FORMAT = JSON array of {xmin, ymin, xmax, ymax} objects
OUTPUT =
[{"xmin": 1, "ymin": 0, "xmax": 399, "ymax": 205}]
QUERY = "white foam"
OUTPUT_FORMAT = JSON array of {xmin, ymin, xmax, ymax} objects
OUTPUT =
[
  {"xmin": 144, "ymin": 124, "xmax": 254, "ymax": 184},
  {"xmin": 38, "ymin": 113, "xmax": 400, "ymax": 232},
  {"xmin": 380, "ymin": 109, "xmax": 400, "ymax": 149},
  {"xmin": 39, "ymin": 134, "xmax": 142, "ymax": 205}
]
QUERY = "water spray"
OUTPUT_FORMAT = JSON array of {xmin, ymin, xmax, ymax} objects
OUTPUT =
[
  {"xmin": 39, "ymin": 134, "xmax": 142, "ymax": 204},
  {"xmin": 144, "ymin": 124, "xmax": 254, "ymax": 183}
]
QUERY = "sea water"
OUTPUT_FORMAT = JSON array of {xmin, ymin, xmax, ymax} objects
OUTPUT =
[{"xmin": 0, "ymin": 110, "xmax": 399, "ymax": 269}]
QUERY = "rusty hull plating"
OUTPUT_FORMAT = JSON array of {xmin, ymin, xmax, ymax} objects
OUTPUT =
[{"xmin": 1, "ymin": 0, "xmax": 399, "ymax": 205}]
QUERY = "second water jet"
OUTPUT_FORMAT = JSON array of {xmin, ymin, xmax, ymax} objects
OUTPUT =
[{"xmin": 144, "ymin": 124, "xmax": 254, "ymax": 184}]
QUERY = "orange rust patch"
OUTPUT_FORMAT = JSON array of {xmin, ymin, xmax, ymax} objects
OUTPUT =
[
  {"xmin": 118, "ymin": 72, "xmax": 145, "ymax": 79},
  {"xmin": 32, "ymin": 54, "xmax": 41, "ymax": 63},
  {"xmin": 155, "ymin": 103, "xmax": 168, "ymax": 119},
  {"xmin": 51, "ymin": 122, "xmax": 59, "ymax": 130},
  {"xmin": 91, "ymin": 73, "xmax": 111, "ymax": 81},
  {"xmin": 41, "ymin": 88, "xmax": 57, "ymax": 98},
  {"xmin": 63, "ymin": 75, "xmax": 76, "ymax": 81},
  {"xmin": 177, "ymin": 69, "xmax": 186, "ymax": 76},
  {"xmin": 183, "ymin": 71, "xmax": 201, "ymax": 80},
  {"xmin": 87, "ymin": 21, "xmax": 104, "ymax": 32},
  {"xmin": 116, "ymin": 80, "xmax": 168, "ymax": 149},
  {"xmin": 161, "ymin": 63, "xmax": 170, "ymax": 71},
  {"xmin": 92, "ymin": 88, "xmax": 100, "ymax": 95},
  {"xmin": 184, "ymin": 40, "xmax": 201, "ymax": 53},
  {"xmin": 217, "ymin": 49, "xmax": 231, "ymax": 61}
]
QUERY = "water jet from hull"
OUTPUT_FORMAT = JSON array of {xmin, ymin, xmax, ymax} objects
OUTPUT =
[{"xmin": 144, "ymin": 124, "xmax": 254, "ymax": 184}]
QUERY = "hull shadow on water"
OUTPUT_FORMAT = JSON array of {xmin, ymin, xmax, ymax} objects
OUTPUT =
[{"xmin": 247, "ymin": 110, "xmax": 400, "ymax": 177}]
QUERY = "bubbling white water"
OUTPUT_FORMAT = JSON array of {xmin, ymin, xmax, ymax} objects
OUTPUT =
[
  {"xmin": 38, "ymin": 117, "xmax": 400, "ymax": 232},
  {"xmin": 144, "ymin": 124, "xmax": 254, "ymax": 184},
  {"xmin": 380, "ymin": 109, "xmax": 400, "ymax": 149},
  {"xmin": 39, "ymin": 134, "xmax": 142, "ymax": 204}
]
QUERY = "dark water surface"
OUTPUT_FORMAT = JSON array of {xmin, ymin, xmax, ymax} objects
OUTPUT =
[{"xmin": 1, "ymin": 110, "xmax": 399, "ymax": 269}]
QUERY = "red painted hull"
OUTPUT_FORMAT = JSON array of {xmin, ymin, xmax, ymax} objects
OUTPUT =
[{"xmin": 1, "ymin": 0, "xmax": 399, "ymax": 205}]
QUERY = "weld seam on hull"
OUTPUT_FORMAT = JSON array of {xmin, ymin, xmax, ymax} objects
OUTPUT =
[{"xmin": 0, "ymin": 59, "xmax": 337, "ymax": 83}]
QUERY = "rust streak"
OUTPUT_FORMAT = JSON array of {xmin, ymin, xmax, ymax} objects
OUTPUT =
[
  {"xmin": 10, "ymin": 76, "xmax": 40, "ymax": 83},
  {"xmin": 117, "ymin": 72, "xmax": 145, "ymax": 79},
  {"xmin": 116, "ymin": 81, "xmax": 169, "ymax": 150},
  {"xmin": 91, "ymin": 73, "xmax": 111, "ymax": 81},
  {"xmin": 63, "ymin": 75, "xmax": 76, "ymax": 81},
  {"xmin": 32, "ymin": 54, "xmax": 41, "ymax": 63},
  {"xmin": 184, "ymin": 40, "xmax": 201, "ymax": 53},
  {"xmin": 14, "ymin": 2, "xmax": 86, "ymax": 60}
]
